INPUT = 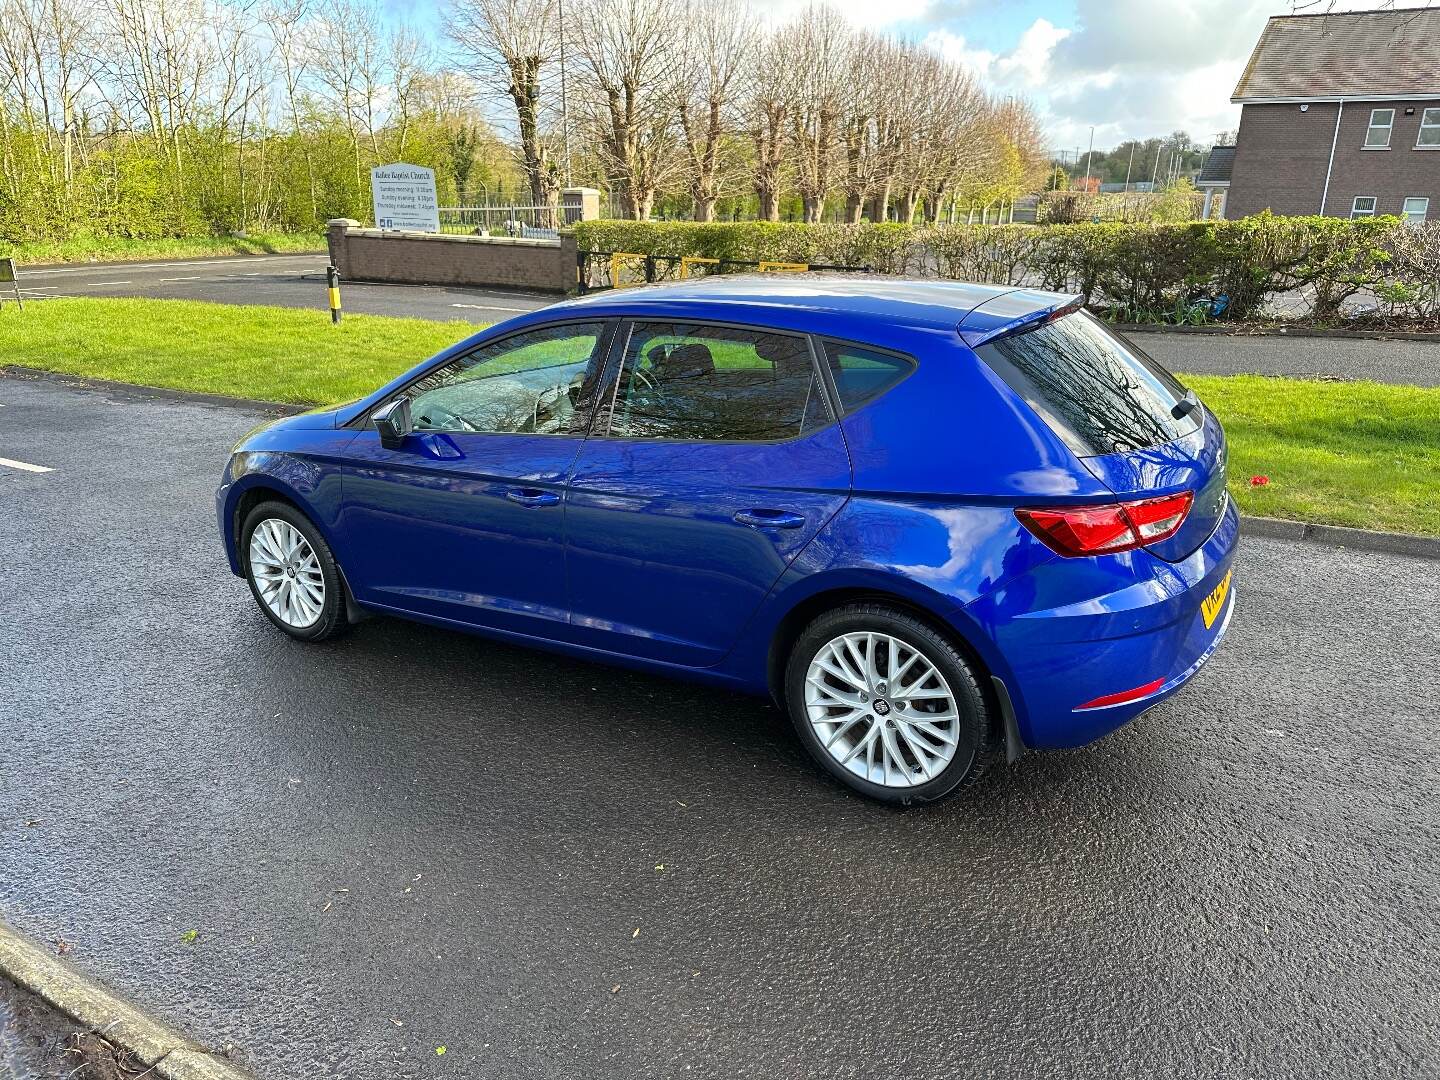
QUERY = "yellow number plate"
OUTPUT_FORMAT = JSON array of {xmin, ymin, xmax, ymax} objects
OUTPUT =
[{"xmin": 1201, "ymin": 568, "xmax": 1233, "ymax": 629}]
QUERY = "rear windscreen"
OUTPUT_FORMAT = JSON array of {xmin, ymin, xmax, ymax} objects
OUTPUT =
[{"xmin": 975, "ymin": 312, "xmax": 1200, "ymax": 457}]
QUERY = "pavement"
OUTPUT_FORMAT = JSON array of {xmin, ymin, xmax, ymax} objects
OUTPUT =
[
  {"xmin": 11, "ymin": 254, "xmax": 1440, "ymax": 386},
  {"xmin": 2, "ymin": 372, "xmax": 1438, "ymax": 1079}
]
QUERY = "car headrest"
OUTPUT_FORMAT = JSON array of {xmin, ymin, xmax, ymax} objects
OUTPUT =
[
  {"xmin": 755, "ymin": 336, "xmax": 811, "ymax": 378},
  {"xmin": 657, "ymin": 342, "xmax": 715, "ymax": 379}
]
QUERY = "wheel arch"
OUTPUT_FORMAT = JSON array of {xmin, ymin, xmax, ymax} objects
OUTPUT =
[
  {"xmin": 764, "ymin": 580, "xmax": 1006, "ymax": 709},
  {"xmin": 229, "ymin": 479, "xmax": 363, "ymax": 620}
]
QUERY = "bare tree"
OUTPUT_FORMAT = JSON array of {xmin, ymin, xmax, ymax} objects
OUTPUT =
[
  {"xmin": 671, "ymin": 0, "xmax": 754, "ymax": 221},
  {"xmin": 747, "ymin": 28, "xmax": 795, "ymax": 222},
  {"xmin": 782, "ymin": 6, "xmax": 848, "ymax": 222},
  {"xmin": 568, "ymin": 0, "xmax": 680, "ymax": 220},
  {"xmin": 450, "ymin": 0, "xmax": 562, "ymax": 208}
]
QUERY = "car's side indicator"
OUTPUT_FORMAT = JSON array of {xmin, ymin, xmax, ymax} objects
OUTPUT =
[{"xmin": 1201, "ymin": 569, "xmax": 1233, "ymax": 629}]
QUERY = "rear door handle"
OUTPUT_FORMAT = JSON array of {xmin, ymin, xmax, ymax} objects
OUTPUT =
[
  {"xmin": 505, "ymin": 488, "xmax": 560, "ymax": 507},
  {"xmin": 734, "ymin": 508, "xmax": 806, "ymax": 529}
]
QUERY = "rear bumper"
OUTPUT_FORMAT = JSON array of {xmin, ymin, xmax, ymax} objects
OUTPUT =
[{"xmin": 966, "ymin": 498, "xmax": 1239, "ymax": 750}]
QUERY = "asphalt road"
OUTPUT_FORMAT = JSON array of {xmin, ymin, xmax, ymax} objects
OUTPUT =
[
  {"xmin": 2, "ymin": 374, "xmax": 1438, "ymax": 1080},
  {"xmin": 14, "ymin": 253, "xmax": 553, "ymax": 325},
  {"xmin": 13, "ymin": 254, "xmax": 1440, "ymax": 385}
]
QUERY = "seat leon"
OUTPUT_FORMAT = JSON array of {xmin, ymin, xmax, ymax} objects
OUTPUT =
[{"xmin": 217, "ymin": 277, "xmax": 1238, "ymax": 804}]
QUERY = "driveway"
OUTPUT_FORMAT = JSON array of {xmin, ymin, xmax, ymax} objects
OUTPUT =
[{"xmin": 1, "ymin": 373, "xmax": 1437, "ymax": 1079}]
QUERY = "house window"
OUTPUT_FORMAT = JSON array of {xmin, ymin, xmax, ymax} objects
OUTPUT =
[
  {"xmin": 1363, "ymin": 108, "xmax": 1394, "ymax": 148},
  {"xmin": 1419, "ymin": 108, "xmax": 1440, "ymax": 148},
  {"xmin": 1351, "ymin": 196, "xmax": 1377, "ymax": 218},
  {"xmin": 1402, "ymin": 197, "xmax": 1429, "ymax": 224}
]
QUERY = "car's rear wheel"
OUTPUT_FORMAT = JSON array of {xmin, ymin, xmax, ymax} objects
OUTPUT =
[
  {"xmin": 241, "ymin": 500, "xmax": 348, "ymax": 641},
  {"xmin": 784, "ymin": 603, "xmax": 998, "ymax": 804}
]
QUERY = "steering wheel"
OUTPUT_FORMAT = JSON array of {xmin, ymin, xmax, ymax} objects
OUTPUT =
[
  {"xmin": 632, "ymin": 366, "xmax": 661, "ymax": 397},
  {"xmin": 416, "ymin": 403, "xmax": 479, "ymax": 432}
]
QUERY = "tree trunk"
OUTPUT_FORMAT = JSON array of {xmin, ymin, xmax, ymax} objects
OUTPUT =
[{"xmin": 693, "ymin": 195, "xmax": 716, "ymax": 222}]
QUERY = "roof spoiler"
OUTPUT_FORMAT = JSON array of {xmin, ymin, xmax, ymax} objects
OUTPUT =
[{"xmin": 957, "ymin": 293, "xmax": 1085, "ymax": 349}]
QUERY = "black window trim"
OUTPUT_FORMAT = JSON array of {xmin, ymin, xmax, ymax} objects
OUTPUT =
[
  {"xmin": 587, "ymin": 317, "xmax": 841, "ymax": 447},
  {"xmin": 346, "ymin": 316, "xmax": 621, "ymax": 434}
]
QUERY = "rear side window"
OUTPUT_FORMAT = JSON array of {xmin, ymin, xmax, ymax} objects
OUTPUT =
[
  {"xmin": 602, "ymin": 322, "xmax": 830, "ymax": 442},
  {"xmin": 975, "ymin": 313, "xmax": 1199, "ymax": 457},
  {"xmin": 822, "ymin": 341, "xmax": 915, "ymax": 412}
]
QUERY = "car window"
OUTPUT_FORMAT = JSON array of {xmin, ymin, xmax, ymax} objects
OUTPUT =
[
  {"xmin": 822, "ymin": 341, "xmax": 915, "ymax": 412},
  {"xmin": 975, "ymin": 311, "xmax": 1200, "ymax": 457},
  {"xmin": 601, "ymin": 323, "xmax": 830, "ymax": 442},
  {"xmin": 405, "ymin": 322, "xmax": 606, "ymax": 435}
]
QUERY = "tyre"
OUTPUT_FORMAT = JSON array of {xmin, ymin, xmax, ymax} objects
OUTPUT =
[
  {"xmin": 784, "ymin": 603, "xmax": 999, "ymax": 805},
  {"xmin": 240, "ymin": 500, "xmax": 348, "ymax": 641}
]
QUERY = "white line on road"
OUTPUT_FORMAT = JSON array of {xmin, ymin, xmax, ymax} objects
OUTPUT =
[
  {"xmin": 0, "ymin": 456, "xmax": 53, "ymax": 473},
  {"xmin": 158, "ymin": 276, "xmax": 205, "ymax": 282},
  {"xmin": 452, "ymin": 302, "xmax": 539, "ymax": 313},
  {"xmin": 82, "ymin": 281, "xmax": 133, "ymax": 287},
  {"xmin": 22, "ymin": 254, "xmax": 326, "ymax": 276}
]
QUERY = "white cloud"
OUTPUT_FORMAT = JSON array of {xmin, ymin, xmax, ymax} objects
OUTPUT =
[{"xmin": 751, "ymin": 0, "xmax": 935, "ymax": 29}]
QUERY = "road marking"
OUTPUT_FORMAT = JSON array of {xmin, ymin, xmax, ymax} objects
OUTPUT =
[
  {"xmin": 22, "ymin": 254, "xmax": 326, "ymax": 276},
  {"xmin": 81, "ymin": 280, "xmax": 132, "ymax": 287},
  {"xmin": 158, "ymin": 276, "xmax": 205, "ymax": 282},
  {"xmin": 0, "ymin": 456, "xmax": 53, "ymax": 473},
  {"xmin": 452, "ymin": 302, "xmax": 539, "ymax": 313}
]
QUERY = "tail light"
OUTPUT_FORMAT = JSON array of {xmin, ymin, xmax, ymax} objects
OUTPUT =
[{"xmin": 1015, "ymin": 491, "xmax": 1194, "ymax": 557}]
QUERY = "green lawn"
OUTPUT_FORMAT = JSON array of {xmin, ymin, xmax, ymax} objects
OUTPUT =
[
  {"xmin": 1187, "ymin": 373, "xmax": 1440, "ymax": 536},
  {"xmin": 1, "ymin": 232, "xmax": 326, "ymax": 266},
  {"xmin": 0, "ymin": 298, "xmax": 473, "ymax": 404},
  {"xmin": 2, "ymin": 297, "xmax": 1436, "ymax": 536}
]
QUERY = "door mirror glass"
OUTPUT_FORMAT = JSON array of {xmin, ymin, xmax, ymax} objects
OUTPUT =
[{"xmin": 373, "ymin": 396, "xmax": 413, "ymax": 449}]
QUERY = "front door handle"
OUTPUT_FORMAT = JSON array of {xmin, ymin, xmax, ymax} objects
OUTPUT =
[
  {"xmin": 505, "ymin": 488, "xmax": 560, "ymax": 507},
  {"xmin": 734, "ymin": 508, "xmax": 806, "ymax": 529}
]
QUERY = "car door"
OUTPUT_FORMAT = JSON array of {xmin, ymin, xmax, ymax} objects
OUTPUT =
[
  {"xmin": 563, "ymin": 320, "xmax": 852, "ymax": 668},
  {"xmin": 338, "ymin": 319, "xmax": 613, "ymax": 636}
]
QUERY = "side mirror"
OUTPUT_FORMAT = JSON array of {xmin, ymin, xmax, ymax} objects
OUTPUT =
[{"xmin": 373, "ymin": 396, "xmax": 413, "ymax": 449}]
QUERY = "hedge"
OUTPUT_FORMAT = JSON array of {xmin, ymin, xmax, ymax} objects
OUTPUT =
[{"xmin": 573, "ymin": 214, "xmax": 1440, "ymax": 324}]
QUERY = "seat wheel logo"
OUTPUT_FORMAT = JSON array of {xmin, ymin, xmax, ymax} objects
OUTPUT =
[{"xmin": 874, "ymin": 699, "xmax": 891, "ymax": 716}]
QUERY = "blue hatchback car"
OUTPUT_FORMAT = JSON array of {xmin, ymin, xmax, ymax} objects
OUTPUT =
[{"xmin": 218, "ymin": 277, "xmax": 1237, "ymax": 803}]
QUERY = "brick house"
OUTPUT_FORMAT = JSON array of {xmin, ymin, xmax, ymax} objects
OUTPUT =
[{"xmin": 1225, "ymin": 7, "xmax": 1439, "ymax": 222}]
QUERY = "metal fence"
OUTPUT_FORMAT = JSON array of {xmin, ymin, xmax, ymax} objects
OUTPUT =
[
  {"xmin": 439, "ymin": 197, "xmax": 583, "ymax": 240},
  {"xmin": 577, "ymin": 250, "xmax": 874, "ymax": 293}
]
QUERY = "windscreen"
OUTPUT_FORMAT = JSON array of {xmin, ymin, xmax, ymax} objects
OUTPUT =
[{"xmin": 975, "ymin": 312, "xmax": 1200, "ymax": 457}]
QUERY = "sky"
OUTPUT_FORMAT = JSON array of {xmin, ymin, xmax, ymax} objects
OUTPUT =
[{"xmin": 395, "ymin": 0, "xmax": 1401, "ymax": 155}]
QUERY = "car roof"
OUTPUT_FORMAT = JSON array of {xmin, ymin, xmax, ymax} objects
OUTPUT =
[{"xmin": 542, "ymin": 275, "xmax": 1076, "ymax": 341}]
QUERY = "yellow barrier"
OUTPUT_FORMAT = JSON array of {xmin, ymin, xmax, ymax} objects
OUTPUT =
[
  {"xmin": 678, "ymin": 257, "xmax": 720, "ymax": 279},
  {"xmin": 757, "ymin": 261, "xmax": 809, "ymax": 273},
  {"xmin": 608, "ymin": 252, "xmax": 648, "ymax": 289}
]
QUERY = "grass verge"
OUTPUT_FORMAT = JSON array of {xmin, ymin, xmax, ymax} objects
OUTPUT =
[
  {"xmin": 0, "ymin": 297, "xmax": 474, "ymax": 405},
  {"xmin": 3, "ymin": 297, "xmax": 1436, "ymax": 536},
  {"xmin": 1, "ymin": 232, "xmax": 326, "ymax": 266}
]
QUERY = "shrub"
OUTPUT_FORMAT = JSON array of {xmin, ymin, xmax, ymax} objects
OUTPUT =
[{"xmin": 573, "ymin": 215, "xmax": 1427, "ymax": 325}]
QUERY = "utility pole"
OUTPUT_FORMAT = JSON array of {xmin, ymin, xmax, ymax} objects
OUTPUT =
[
  {"xmin": 1083, "ymin": 126, "xmax": 1095, "ymax": 189},
  {"xmin": 1123, "ymin": 141, "xmax": 1135, "ymax": 191},
  {"xmin": 559, "ymin": 0, "xmax": 572, "ymax": 187}
]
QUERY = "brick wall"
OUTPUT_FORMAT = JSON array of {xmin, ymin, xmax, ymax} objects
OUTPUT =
[
  {"xmin": 326, "ymin": 221, "xmax": 578, "ymax": 292},
  {"xmin": 1324, "ymin": 101, "xmax": 1440, "ymax": 218},
  {"xmin": 1228, "ymin": 100, "xmax": 1440, "ymax": 219},
  {"xmin": 1227, "ymin": 103, "xmax": 1337, "ymax": 217}
]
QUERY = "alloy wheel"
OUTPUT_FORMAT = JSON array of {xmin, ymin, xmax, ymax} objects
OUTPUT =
[
  {"xmin": 248, "ymin": 518, "xmax": 325, "ymax": 629},
  {"xmin": 804, "ymin": 631, "xmax": 961, "ymax": 788}
]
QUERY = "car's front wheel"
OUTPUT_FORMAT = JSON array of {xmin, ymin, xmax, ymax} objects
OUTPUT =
[
  {"xmin": 241, "ymin": 500, "xmax": 348, "ymax": 641},
  {"xmin": 785, "ymin": 603, "xmax": 998, "ymax": 804}
]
